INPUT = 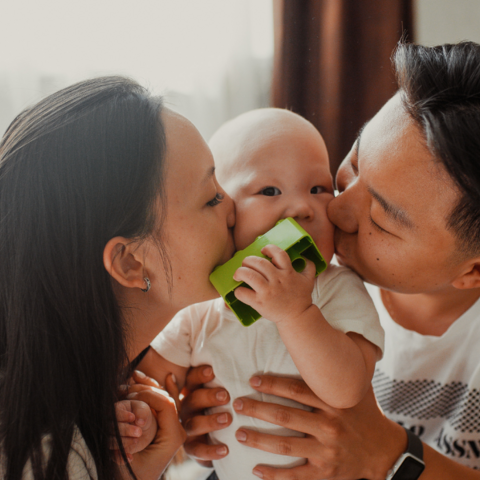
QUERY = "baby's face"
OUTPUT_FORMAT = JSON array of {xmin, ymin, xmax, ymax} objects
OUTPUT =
[{"xmin": 220, "ymin": 120, "xmax": 335, "ymax": 263}]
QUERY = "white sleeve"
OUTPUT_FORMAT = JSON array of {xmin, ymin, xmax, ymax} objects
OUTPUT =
[
  {"xmin": 150, "ymin": 305, "xmax": 197, "ymax": 368},
  {"xmin": 313, "ymin": 266, "xmax": 385, "ymax": 357}
]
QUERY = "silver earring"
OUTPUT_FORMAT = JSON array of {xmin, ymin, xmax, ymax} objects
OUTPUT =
[{"xmin": 141, "ymin": 277, "xmax": 151, "ymax": 293}]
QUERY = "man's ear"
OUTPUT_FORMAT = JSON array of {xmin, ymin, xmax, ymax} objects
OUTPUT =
[
  {"xmin": 103, "ymin": 236, "xmax": 147, "ymax": 290},
  {"xmin": 451, "ymin": 259, "xmax": 480, "ymax": 290}
]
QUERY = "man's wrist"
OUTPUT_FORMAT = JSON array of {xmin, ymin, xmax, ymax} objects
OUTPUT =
[
  {"xmin": 385, "ymin": 428, "xmax": 425, "ymax": 480},
  {"xmin": 370, "ymin": 419, "xmax": 408, "ymax": 480}
]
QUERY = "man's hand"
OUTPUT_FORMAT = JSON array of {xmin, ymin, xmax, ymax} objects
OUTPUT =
[{"xmin": 232, "ymin": 375, "xmax": 405, "ymax": 480}]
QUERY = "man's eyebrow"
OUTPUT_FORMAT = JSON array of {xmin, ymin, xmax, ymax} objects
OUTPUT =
[
  {"xmin": 368, "ymin": 186, "xmax": 415, "ymax": 229},
  {"xmin": 203, "ymin": 166, "xmax": 216, "ymax": 183},
  {"xmin": 355, "ymin": 121, "xmax": 369, "ymax": 158}
]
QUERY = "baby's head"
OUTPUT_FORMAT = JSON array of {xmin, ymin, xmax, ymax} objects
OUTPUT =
[{"xmin": 210, "ymin": 108, "xmax": 335, "ymax": 263}]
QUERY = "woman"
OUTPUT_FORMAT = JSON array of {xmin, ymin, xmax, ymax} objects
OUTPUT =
[{"xmin": 0, "ymin": 76, "xmax": 235, "ymax": 479}]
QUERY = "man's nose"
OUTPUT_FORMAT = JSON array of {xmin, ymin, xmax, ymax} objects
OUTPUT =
[{"xmin": 327, "ymin": 189, "xmax": 359, "ymax": 234}]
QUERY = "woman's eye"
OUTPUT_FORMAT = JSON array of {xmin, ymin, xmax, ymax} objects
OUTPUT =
[
  {"xmin": 207, "ymin": 192, "xmax": 224, "ymax": 207},
  {"xmin": 260, "ymin": 187, "xmax": 281, "ymax": 196},
  {"xmin": 310, "ymin": 186, "xmax": 326, "ymax": 194},
  {"xmin": 351, "ymin": 158, "xmax": 359, "ymax": 175}
]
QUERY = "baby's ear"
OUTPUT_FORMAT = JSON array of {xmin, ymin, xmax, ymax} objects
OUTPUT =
[
  {"xmin": 103, "ymin": 237, "xmax": 146, "ymax": 290},
  {"xmin": 451, "ymin": 258, "xmax": 480, "ymax": 290}
]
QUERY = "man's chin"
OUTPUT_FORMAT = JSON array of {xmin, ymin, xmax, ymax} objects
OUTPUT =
[{"xmin": 334, "ymin": 253, "xmax": 368, "ymax": 282}]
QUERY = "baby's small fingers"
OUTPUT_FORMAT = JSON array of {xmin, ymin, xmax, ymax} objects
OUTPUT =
[
  {"xmin": 301, "ymin": 258, "xmax": 317, "ymax": 278},
  {"xmin": 114, "ymin": 403, "xmax": 135, "ymax": 423},
  {"xmin": 117, "ymin": 422, "xmax": 143, "ymax": 438},
  {"xmin": 130, "ymin": 400, "xmax": 152, "ymax": 427},
  {"xmin": 109, "ymin": 434, "xmax": 138, "ymax": 452},
  {"xmin": 261, "ymin": 245, "xmax": 292, "ymax": 270},
  {"xmin": 233, "ymin": 265, "xmax": 268, "ymax": 291},
  {"xmin": 233, "ymin": 285, "xmax": 256, "ymax": 306}
]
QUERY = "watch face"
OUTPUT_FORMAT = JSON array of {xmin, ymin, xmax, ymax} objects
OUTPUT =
[{"xmin": 394, "ymin": 456, "xmax": 425, "ymax": 479}]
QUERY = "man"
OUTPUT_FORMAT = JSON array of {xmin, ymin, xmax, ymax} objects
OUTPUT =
[{"xmin": 183, "ymin": 42, "xmax": 480, "ymax": 480}]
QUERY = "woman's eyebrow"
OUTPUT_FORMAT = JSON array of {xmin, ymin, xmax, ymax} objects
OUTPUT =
[
  {"xmin": 368, "ymin": 186, "xmax": 415, "ymax": 229},
  {"xmin": 202, "ymin": 166, "xmax": 216, "ymax": 184}
]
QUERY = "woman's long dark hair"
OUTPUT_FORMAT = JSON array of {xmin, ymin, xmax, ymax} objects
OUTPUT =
[{"xmin": 0, "ymin": 77, "xmax": 166, "ymax": 479}]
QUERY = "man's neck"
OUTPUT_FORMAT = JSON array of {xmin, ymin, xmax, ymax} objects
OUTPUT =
[{"xmin": 380, "ymin": 286, "xmax": 480, "ymax": 336}]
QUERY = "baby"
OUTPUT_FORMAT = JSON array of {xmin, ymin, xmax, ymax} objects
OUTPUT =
[{"xmin": 125, "ymin": 108, "xmax": 384, "ymax": 478}]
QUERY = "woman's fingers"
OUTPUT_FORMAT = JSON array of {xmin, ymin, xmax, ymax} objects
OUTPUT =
[
  {"xmin": 165, "ymin": 372, "xmax": 181, "ymax": 410},
  {"xmin": 184, "ymin": 436, "xmax": 229, "ymax": 464},
  {"xmin": 235, "ymin": 429, "xmax": 320, "ymax": 458},
  {"xmin": 184, "ymin": 411, "xmax": 232, "ymax": 437},
  {"xmin": 111, "ymin": 450, "xmax": 133, "ymax": 465},
  {"xmin": 180, "ymin": 386, "xmax": 230, "ymax": 421},
  {"xmin": 249, "ymin": 375, "xmax": 327, "ymax": 410},
  {"xmin": 183, "ymin": 365, "xmax": 215, "ymax": 393},
  {"xmin": 131, "ymin": 370, "xmax": 161, "ymax": 388}
]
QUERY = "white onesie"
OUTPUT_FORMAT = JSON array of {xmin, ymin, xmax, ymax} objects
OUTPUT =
[{"xmin": 152, "ymin": 265, "xmax": 384, "ymax": 480}]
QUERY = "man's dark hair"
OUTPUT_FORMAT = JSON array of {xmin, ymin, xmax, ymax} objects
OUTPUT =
[{"xmin": 394, "ymin": 42, "xmax": 480, "ymax": 256}]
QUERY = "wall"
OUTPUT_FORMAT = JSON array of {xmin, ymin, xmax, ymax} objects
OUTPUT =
[{"xmin": 414, "ymin": 0, "xmax": 480, "ymax": 45}]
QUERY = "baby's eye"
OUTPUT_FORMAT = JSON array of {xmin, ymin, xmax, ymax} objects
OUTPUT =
[
  {"xmin": 207, "ymin": 192, "xmax": 224, "ymax": 207},
  {"xmin": 310, "ymin": 186, "xmax": 326, "ymax": 194},
  {"xmin": 260, "ymin": 187, "xmax": 281, "ymax": 196}
]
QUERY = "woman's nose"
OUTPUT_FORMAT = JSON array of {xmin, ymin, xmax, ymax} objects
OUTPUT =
[
  {"xmin": 327, "ymin": 189, "xmax": 359, "ymax": 234},
  {"xmin": 222, "ymin": 190, "xmax": 235, "ymax": 228}
]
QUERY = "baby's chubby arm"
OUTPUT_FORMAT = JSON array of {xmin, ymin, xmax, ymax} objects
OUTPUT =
[
  {"xmin": 233, "ymin": 244, "xmax": 379, "ymax": 409},
  {"xmin": 137, "ymin": 347, "xmax": 189, "ymax": 392}
]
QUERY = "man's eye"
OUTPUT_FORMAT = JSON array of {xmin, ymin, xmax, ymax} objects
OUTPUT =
[
  {"xmin": 260, "ymin": 187, "xmax": 281, "ymax": 196},
  {"xmin": 310, "ymin": 186, "xmax": 326, "ymax": 194},
  {"xmin": 207, "ymin": 192, "xmax": 224, "ymax": 207},
  {"xmin": 369, "ymin": 215, "xmax": 389, "ymax": 234}
]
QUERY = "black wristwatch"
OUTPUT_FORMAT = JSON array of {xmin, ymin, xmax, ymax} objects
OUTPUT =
[{"xmin": 385, "ymin": 427, "xmax": 425, "ymax": 479}]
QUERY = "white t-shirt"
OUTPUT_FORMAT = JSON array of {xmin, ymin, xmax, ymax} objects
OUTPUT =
[
  {"xmin": 369, "ymin": 285, "xmax": 480, "ymax": 470},
  {"xmin": 152, "ymin": 265, "xmax": 384, "ymax": 480}
]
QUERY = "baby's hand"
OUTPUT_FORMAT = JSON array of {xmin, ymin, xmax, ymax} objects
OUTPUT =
[
  {"xmin": 233, "ymin": 244, "xmax": 316, "ymax": 325},
  {"xmin": 111, "ymin": 399, "xmax": 158, "ymax": 464}
]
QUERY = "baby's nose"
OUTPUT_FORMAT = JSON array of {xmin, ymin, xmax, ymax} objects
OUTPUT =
[{"xmin": 286, "ymin": 199, "xmax": 315, "ymax": 220}]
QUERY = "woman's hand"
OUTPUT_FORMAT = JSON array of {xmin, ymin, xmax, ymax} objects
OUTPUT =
[
  {"xmin": 121, "ymin": 387, "xmax": 186, "ymax": 480},
  {"xmin": 114, "ymin": 371, "xmax": 186, "ymax": 480},
  {"xmin": 233, "ymin": 375, "xmax": 405, "ymax": 480},
  {"xmin": 181, "ymin": 365, "xmax": 233, "ymax": 466}
]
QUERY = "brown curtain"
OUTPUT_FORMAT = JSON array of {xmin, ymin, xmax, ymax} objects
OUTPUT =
[{"xmin": 271, "ymin": 0, "xmax": 413, "ymax": 175}]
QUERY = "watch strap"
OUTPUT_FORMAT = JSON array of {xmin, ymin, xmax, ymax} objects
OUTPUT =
[
  {"xmin": 404, "ymin": 427, "xmax": 423, "ymax": 460},
  {"xmin": 386, "ymin": 427, "xmax": 425, "ymax": 480}
]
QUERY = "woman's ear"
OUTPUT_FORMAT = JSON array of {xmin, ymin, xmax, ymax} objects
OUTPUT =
[
  {"xmin": 103, "ymin": 237, "xmax": 147, "ymax": 290},
  {"xmin": 451, "ymin": 258, "xmax": 480, "ymax": 290}
]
